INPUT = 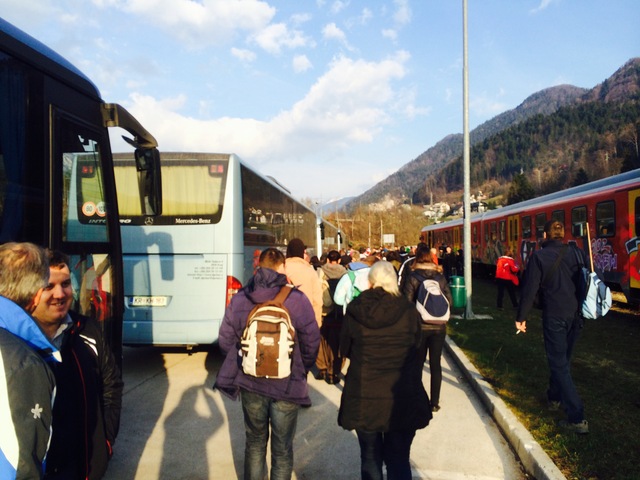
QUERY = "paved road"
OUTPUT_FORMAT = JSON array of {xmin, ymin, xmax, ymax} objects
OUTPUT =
[{"xmin": 103, "ymin": 341, "xmax": 533, "ymax": 480}]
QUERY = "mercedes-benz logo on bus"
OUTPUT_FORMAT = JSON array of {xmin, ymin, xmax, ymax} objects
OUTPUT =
[{"xmin": 144, "ymin": 217, "xmax": 154, "ymax": 225}]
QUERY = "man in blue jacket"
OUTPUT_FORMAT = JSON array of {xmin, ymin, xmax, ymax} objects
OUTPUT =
[
  {"xmin": 0, "ymin": 242, "xmax": 60, "ymax": 479},
  {"xmin": 516, "ymin": 221, "xmax": 589, "ymax": 434},
  {"xmin": 214, "ymin": 247, "xmax": 320, "ymax": 480}
]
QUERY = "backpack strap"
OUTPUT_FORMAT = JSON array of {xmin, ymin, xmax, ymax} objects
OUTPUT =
[
  {"xmin": 541, "ymin": 245, "xmax": 568, "ymax": 287},
  {"xmin": 272, "ymin": 285, "xmax": 292, "ymax": 305}
]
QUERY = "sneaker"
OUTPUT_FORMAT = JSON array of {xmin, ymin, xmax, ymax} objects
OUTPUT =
[
  {"xmin": 558, "ymin": 419, "xmax": 589, "ymax": 434},
  {"xmin": 314, "ymin": 369, "xmax": 327, "ymax": 381},
  {"xmin": 431, "ymin": 404, "xmax": 441, "ymax": 412}
]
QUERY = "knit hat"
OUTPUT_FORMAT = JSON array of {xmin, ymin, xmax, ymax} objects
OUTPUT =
[{"xmin": 286, "ymin": 238, "xmax": 306, "ymax": 258}]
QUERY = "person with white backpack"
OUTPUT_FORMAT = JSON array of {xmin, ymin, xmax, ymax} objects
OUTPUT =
[
  {"xmin": 401, "ymin": 244, "xmax": 453, "ymax": 413},
  {"xmin": 516, "ymin": 220, "xmax": 590, "ymax": 435},
  {"xmin": 214, "ymin": 248, "xmax": 320, "ymax": 479}
]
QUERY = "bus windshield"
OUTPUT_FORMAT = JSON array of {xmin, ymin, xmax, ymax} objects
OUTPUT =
[{"xmin": 114, "ymin": 154, "xmax": 227, "ymax": 223}]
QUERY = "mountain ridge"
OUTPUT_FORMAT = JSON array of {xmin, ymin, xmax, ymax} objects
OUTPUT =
[{"xmin": 343, "ymin": 57, "xmax": 640, "ymax": 211}]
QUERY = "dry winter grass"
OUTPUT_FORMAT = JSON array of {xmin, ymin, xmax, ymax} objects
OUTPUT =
[{"xmin": 447, "ymin": 278, "xmax": 640, "ymax": 480}]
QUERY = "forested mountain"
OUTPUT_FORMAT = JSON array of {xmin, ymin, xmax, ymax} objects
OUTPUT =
[{"xmin": 344, "ymin": 57, "xmax": 640, "ymax": 211}]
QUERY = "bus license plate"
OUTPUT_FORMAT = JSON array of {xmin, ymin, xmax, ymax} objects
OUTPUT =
[{"xmin": 129, "ymin": 296, "xmax": 169, "ymax": 307}]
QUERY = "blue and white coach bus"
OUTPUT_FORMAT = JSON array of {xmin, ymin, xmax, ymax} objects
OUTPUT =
[{"xmin": 114, "ymin": 152, "xmax": 342, "ymax": 348}]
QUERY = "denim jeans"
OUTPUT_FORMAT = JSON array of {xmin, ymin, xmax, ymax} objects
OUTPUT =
[
  {"xmin": 543, "ymin": 314, "xmax": 584, "ymax": 423},
  {"xmin": 356, "ymin": 429, "xmax": 416, "ymax": 480},
  {"xmin": 241, "ymin": 389, "xmax": 300, "ymax": 480}
]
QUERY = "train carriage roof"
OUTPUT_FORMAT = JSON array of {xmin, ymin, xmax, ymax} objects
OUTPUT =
[{"xmin": 423, "ymin": 168, "xmax": 639, "ymax": 231}]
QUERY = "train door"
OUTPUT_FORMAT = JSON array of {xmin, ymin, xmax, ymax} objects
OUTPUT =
[
  {"xmin": 453, "ymin": 226, "xmax": 461, "ymax": 251},
  {"xmin": 628, "ymin": 188, "xmax": 640, "ymax": 295}
]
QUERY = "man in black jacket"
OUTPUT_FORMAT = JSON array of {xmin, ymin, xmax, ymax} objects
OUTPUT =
[
  {"xmin": 515, "ymin": 220, "xmax": 589, "ymax": 434},
  {"xmin": 32, "ymin": 250, "xmax": 123, "ymax": 479}
]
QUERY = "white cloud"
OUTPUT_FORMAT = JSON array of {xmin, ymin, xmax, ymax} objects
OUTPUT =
[
  {"xmin": 250, "ymin": 22, "xmax": 311, "ymax": 54},
  {"xmin": 111, "ymin": 0, "xmax": 277, "ymax": 48},
  {"xmin": 359, "ymin": 8, "xmax": 373, "ymax": 25},
  {"xmin": 470, "ymin": 93, "xmax": 508, "ymax": 117},
  {"xmin": 116, "ymin": 52, "xmax": 410, "ymax": 168},
  {"xmin": 393, "ymin": 0, "xmax": 411, "ymax": 26},
  {"xmin": 293, "ymin": 54, "xmax": 313, "ymax": 73},
  {"xmin": 382, "ymin": 29, "xmax": 397, "ymax": 41},
  {"xmin": 322, "ymin": 22, "xmax": 346, "ymax": 43},
  {"xmin": 330, "ymin": 1, "xmax": 349, "ymax": 15},
  {"xmin": 231, "ymin": 47, "xmax": 257, "ymax": 62},
  {"xmin": 530, "ymin": 0, "xmax": 557, "ymax": 14},
  {"xmin": 291, "ymin": 13, "xmax": 312, "ymax": 26}
]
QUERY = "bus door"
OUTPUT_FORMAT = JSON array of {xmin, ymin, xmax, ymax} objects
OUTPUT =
[
  {"xmin": 628, "ymin": 188, "xmax": 640, "ymax": 294},
  {"xmin": 507, "ymin": 214, "xmax": 519, "ymax": 261}
]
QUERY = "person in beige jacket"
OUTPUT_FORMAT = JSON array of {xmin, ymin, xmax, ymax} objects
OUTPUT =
[{"xmin": 284, "ymin": 238, "xmax": 323, "ymax": 326}]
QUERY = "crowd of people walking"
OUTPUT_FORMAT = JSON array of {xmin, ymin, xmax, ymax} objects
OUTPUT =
[{"xmin": 0, "ymin": 224, "xmax": 591, "ymax": 480}]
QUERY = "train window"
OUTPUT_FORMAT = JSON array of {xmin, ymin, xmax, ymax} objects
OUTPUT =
[
  {"xmin": 535, "ymin": 213, "xmax": 546, "ymax": 238},
  {"xmin": 499, "ymin": 220, "xmax": 506, "ymax": 242},
  {"xmin": 596, "ymin": 201, "xmax": 615, "ymax": 237},
  {"xmin": 490, "ymin": 222, "xmax": 497, "ymax": 242},
  {"xmin": 472, "ymin": 224, "xmax": 478, "ymax": 243},
  {"xmin": 484, "ymin": 224, "xmax": 489, "ymax": 242},
  {"xmin": 571, "ymin": 206, "xmax": 587, "ymax": 237},
  {"xmin": 636, "ymin": 197, "xmax": 640, "ymax": 237},
  {"xmin": 551, "ymin": 210, "xmax": 565, "ymax": 225},
  {"xmin": 522, "ymin": 216, "xmax": 532, "ymax": 238}
]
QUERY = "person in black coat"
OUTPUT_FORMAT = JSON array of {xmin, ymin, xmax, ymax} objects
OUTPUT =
[
  {"xmin": 516, "ymin": 220, "xmax": 590, "ymax": 435},
  {"xmin": 32, "ymin": 250, "xmax": 123, "ymax": 479},
  {"xmin": 402, "ymin": 244, "xmax": 453, "ymax": 412},
  {"xmin": 338, "ymin": 261, "xmax": 431, "ymax": 480}
]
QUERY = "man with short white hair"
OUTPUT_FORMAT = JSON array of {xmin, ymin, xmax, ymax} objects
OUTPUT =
[{"xmin": 0, "ymin": 242, "xmax": 59, "ymax": 479}]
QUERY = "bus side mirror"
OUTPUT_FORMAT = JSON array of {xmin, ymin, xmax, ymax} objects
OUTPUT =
[{"xmin": 135, "ymin": 148, "xmax": 162, "ymax": 216}]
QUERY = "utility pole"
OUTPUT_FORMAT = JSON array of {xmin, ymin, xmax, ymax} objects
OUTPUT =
[{"xmin": 462, "ymin": 0, "xmax": 475, "ymax": 318}]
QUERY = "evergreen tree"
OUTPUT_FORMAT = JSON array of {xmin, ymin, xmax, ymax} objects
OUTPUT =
[
  {"xmin": 572, "ymin": 168, "xmax": 590, "ymax": 186},
  {"xmin": 506, "ymin": 173, "xmax": 535, "ymax": 205}
]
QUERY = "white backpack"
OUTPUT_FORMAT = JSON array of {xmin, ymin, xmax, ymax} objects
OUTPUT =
[
  {"xmin": 574, "ymin": 248, "xmax": 612, "ymax": 319},
  {"xmin": 415, "ymin": 278, "xmax": 451, "ymax": 324},
  {"xmin": 240, "ymin": 286, "xmax": 295, "ymax": 378}
]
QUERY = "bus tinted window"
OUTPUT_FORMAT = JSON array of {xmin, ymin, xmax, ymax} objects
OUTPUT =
[
  {"xmin": 596, "ymin": 201, "xmax": 615, "ymax": 237},
  {"xmin": 60, "ymin": 117, "xmax": 110, "ymax": 242},
  {"xmin": 241, "ymin": 165, "xmax": 316, "ymax": 250},
  {"xmin": 114, "ymin": 156, "xmax": 226, "ymax": 224}
]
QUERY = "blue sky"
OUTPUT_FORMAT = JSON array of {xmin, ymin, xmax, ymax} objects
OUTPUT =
[{"xmin": 2, "ymin": 1, "xmax": 638, "ymax": 202}]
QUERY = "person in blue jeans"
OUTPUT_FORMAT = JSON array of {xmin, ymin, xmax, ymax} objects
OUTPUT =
[
  {"xmin": 214, "ymin": 248, "xmax": 320, "ymax": 479},
  {"xmin": 516, "ymin": 220, "xmax": 590, "ymax": 434},
  {"xmin": 339, "ymin": 261, "xmax": 432, "ymax": 480}
]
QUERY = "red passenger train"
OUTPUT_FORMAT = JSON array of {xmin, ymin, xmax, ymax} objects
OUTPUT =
[{"xmin": 420, "ymin": 169, "xmax": 640, "ymax": 305}]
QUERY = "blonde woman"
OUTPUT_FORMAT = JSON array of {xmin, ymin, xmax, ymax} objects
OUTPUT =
[{"xmin": 338, "ymin": 261, "xmax": 431, "ymax": 480}]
